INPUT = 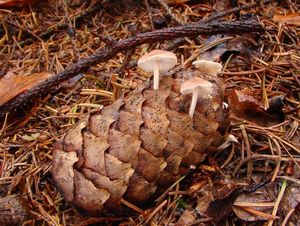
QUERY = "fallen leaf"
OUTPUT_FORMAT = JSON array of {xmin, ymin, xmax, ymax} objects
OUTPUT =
[
  {"xmin": 203, "ymin": 186, "xmax": 240, "ymax": 223},
  {"xmin": 233, "ymin": 181, "xmax": 299, "ymax": 223},
  {"xmin": 175, "ymin": 210, "xmax": 196, "ymax": 226},
  {"xmin": 198, "ymin": 35, "xmax": 230, "ymax": 61},
  {"xmin": 233, "ymin": 192, "xmax": 274, "ymax": 221},
  {"xmin": 0, "ymin": 0, "xmax": 36, "ymax": 6},
  {"xmin": 194, "ymin": 179, "xmax": 239, "ymax": 224},
  {"xmin": 0, "ymin": 194, "xmax": 30, "ymax": 225},
  {"xmin": 228, "ymin": 89, "xmax": 284, "ymax": 126},
  {"xmin": 273, "ymin": 13, "xmax": 300, "ymax": 26},
  {"xmin": 199, "ymin": 34, "xmax": 259, "ymax": 62},
  {"xmin": 220, "ymin": 34, "xmax": 259, "ymax": 62},
  {"xmin": 279, "ymin": 182, "xmax": 300, "ymax": 224},
  {"xmin": 0, "ymin": 71, "xmax": 53, "ymax": 106}
]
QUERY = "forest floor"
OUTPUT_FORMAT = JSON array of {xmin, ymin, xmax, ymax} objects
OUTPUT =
[{"xmin": 0, "ymin": 0, "xmax": 299, "ymax": 225}]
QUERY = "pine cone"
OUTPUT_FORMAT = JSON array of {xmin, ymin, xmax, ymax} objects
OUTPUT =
[{"xmin": 51, "ymin": 68, "xmax": 229, "ymax": 215}]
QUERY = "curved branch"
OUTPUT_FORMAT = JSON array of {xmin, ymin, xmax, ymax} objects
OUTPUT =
[{"xmin": 0, "ymin": 19, "xmax": 264, "ymax": 118}]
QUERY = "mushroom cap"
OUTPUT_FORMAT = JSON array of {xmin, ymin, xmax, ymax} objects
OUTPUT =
[
  {"xmin": 192, "ymin": 60, "xmax": 223, "ymax": 76},
  {"xmin": 138, "ymin": 50, "xmax": 177, "ymax": 73},
  {"xmin": 180, "ymin": 77, "xmax": 213, "ymax": 96}
]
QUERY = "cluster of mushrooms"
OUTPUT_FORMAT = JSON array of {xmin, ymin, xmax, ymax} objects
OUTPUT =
[{"xmin": 137, "ymin": 49, "xmax": 223, "ymax": 118}]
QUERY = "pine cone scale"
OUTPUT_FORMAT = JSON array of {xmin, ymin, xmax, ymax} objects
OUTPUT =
[{"xmin": 82, "ymin": 131, "xmax": 109, "ymax": 175}]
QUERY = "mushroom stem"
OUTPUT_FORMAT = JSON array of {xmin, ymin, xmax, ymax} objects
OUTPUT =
[
  {"xmin": 189, "ymin": 88, "xmax": 199, "ymax": 118},
  {"xmin": 153, "ymin": 63, "xmax": 160, "ymax": 90}
]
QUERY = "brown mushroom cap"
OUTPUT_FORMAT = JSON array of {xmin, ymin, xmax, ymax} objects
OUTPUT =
[{"xmin": 138, "ymin": 50, "xmax": 177, "ymax": 73}]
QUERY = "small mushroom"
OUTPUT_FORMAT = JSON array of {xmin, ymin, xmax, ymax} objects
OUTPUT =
[
  {"xmin": 138, "ymin": 50, "xmax": 177, "ymax": 90},
  {"xmin": 192, "ymin": 60, "xmax": 223, "ymax": 76},
  {"xmin": 180, "ymin": 77, "xmax": 213, "ymax": 118}
]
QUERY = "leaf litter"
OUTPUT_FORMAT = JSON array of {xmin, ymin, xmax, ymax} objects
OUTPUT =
[
  {"xmin": 0, "ymin": 0, "xmax": 299, "ymax": 225},
  {"xmin": 0, "ymin": 71, "xmax": 53, "ymax": 106}
]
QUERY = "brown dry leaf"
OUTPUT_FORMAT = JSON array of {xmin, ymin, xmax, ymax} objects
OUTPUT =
[
  {"xmin": 0, "ymin": 71, "xmax": 53, "ymax": 106},
  {"xmin": 203, "ymin": 187, "xmax": 240, "ymax": 223},
  {"xmin": 198, "ymin": 35, "xmax": 229, "ymax": 61},
  {"xmin": 233, "ymin": 182, "xmax": 300, "ymax": 224},
  {"xmin": 232, "ymin": 181, "xmax": 287, "ymax": 222},
  {"xmin": 194, "ymin": 179, "xmax": 239, "ymax": 224},
  {"xmin": 175, "ymin": 210, "xmax": 197, "ymax": 226},
  {"xmin": 200, "ymin": 34, "xmax": 258, "ymax": 62},
  {"xmin": 228, "ymin": 89, "xmax": 283, "ymax": 126},
  {"xmin": 0, "ymin": 194, "xmax": 30, "ymax": 225},
  {"xmin": 233, "ymin": 192, "xmax": 274, "ymax": 221},
  {"xmin": 273, "ymin": 13, "xmax": 300, "ymax": 26},
  {"xmin": 279, "ymin": 183, "xmax": 300, "ymax": 223},
  {"xmin": 0, "ymin": 0, "xmax": 36, "ymax": 6}
]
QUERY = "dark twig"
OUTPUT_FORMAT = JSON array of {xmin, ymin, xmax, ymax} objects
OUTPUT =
[
  {"xmin": 3, "ymin": 19, "xmax": 44, "ymax": 43},
  {"xmin": 90, "ymin": 30, "xmax": 116, "ymax": 46},
  {"xmin": 62, "ymin": 0, "xmax": 80, "ymax": 60},
  {"xmin": 0, "ymin": 42, "xmax": 15, "ymax": 78},
  {"xmin": 165, "ymin": 0, "xmax": 276, "ymax": 51},
  {"xmin": 155, "ymin": 0, "xmax": 183, "ymax": 25},
  {"xmin": 114, "ymin": 48, "xmax": 136, "ymax": 75},
  {"xmin": 154, "ymin": 0, "xmax": 196, "ymax": 52},
  {"xmin": 144, "ymin": 0, "xmax": 155, "ymax": 30},
  {"xmin": 205, "ymin": 0, "xmax": 276, "ymax": 22},
  {"xmin": 115, "ymin": 22, "xmax": 140, "ymax": 75},
  {"xmin": 0, "ymin": 19, "xmax": 264, "ymax": 118}
]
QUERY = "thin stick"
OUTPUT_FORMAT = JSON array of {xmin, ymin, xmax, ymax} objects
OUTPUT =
[
  {"xmin": 155, "ymin": 0, "xmax": 183, "ymax": 25},
  {"xmin": 142, "ymin": 200, "xmax": 168, "ymax": 225},
  {"xmin": 267, "ymin": 180, "xmax": 287, "ymax": 226},
  {"xmin": 206, "ymin": 0, "xmax": 276, "ymax": 22},
  {"xmin": 120, "ymin": 199, "xmax": 144, "ymax": 215},
  {"xmin": 240, "ymin": 125, "xmax": 253, "ymax": 182},
  {"xmin": 240, "ymin": 206, "xmax": 279, "ymax": 220},
  {"xmin": 282, "ymin": 208, "xmax": 295, "ymax": 226},
  {"xmin": 234, "ymin": 202, "xmax": 275, "ymax": 207},
  {"xmin": 144, "ymin": 0, "xmax": 154, "ymax": 30}
]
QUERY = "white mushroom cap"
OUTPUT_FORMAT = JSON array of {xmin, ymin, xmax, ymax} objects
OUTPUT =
[
  {"xmin": 180, "ymin": 77, "xmax": 213, "ymax": 97},
  {"xmin": 180, "ymin": 77, "xmax": 213, "ymax": 118},
  {"xmin": 138, "ymin": 50, "xmax": 177, "ymax": 72},
  {"xmin": 138, "ymin": 50, "xmax": 177, "ymax": 90},
  {"xmin": 192, "ymin": 60, "xmax": 223, "ymax": 76}
]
